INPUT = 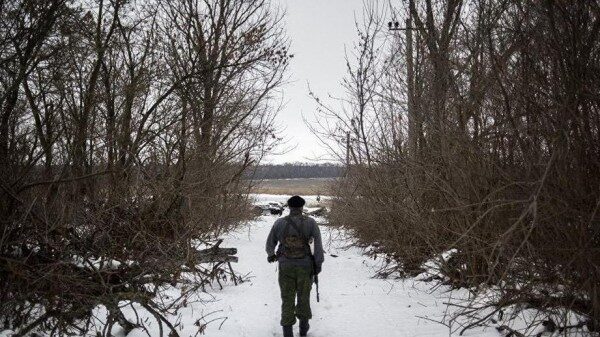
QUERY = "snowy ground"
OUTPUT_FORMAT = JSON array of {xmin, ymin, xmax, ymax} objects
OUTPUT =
[
  {"xmin": 1, "ymin": 195, "xmax": 514, "ymax": 337},
  {"xmin": 2, "ymin": 194, "xmax": 592, "ymax": 337},
  {"xmin": 194, "ymin": 194, "xmax": 498, "ymax": 337}
]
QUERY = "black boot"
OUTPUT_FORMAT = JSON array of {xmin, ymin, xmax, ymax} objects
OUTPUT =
[
  {"xmin": 283, "ymin": 325, "xmax": 293, "ymax": 337},
  {"xmin": 299, "ymin": 319, "xmax": 310, "ymax": 336}
]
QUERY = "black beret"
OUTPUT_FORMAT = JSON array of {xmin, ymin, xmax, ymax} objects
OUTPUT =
[{"xmin": 287, "ymin": 195, "xmax": 306, "ymax": 208}]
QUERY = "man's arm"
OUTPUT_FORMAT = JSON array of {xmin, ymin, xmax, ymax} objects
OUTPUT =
[
  {"xmin": 265, "ymin": 219, "xmax": 280, "ymax": 257},
  {"xmin": 310, "ymin": 219, "xmax": 325, "ymax": 266}
]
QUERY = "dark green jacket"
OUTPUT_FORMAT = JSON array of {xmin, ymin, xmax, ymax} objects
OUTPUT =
[{"xmin": 265, "ymin": 208, "xmax": 325, "ymax": 268}]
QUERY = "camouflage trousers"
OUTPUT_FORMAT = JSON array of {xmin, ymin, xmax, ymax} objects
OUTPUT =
[{"xmin": 278, "ymin": 265, "xmax": 313, "ymax": 326}]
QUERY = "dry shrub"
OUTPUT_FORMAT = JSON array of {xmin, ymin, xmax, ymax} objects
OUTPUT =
[{"xmin": 317, "ymin": 0, "xmax": 600, "ymax": 334}]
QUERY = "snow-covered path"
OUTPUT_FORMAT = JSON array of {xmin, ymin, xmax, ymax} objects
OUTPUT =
[
  {"xmin": 197, "ymin": 195, "xmax": 495, "ymax": 337},
  {"xmin": 0, "ymin": 195, "xmax": 571, "ymax": 337},
  {"xmin": 118, "ymin": 194, "xmax": 496, "ymax": 337}
]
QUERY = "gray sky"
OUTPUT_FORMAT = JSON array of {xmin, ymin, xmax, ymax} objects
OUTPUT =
[{"xmin": 265, "ymin": 0, "xmax": 365, "ymax": 164}]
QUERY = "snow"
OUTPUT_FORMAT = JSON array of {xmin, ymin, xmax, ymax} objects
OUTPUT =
[
  {"xmin": 190, "ymin": 194, "xmax": 499, "ymax": 337},
  {"xmin": 2, "ymin": 194, "xmax": 533, "ymax": 337}
]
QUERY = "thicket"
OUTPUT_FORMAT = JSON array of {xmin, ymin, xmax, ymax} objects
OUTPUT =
[
  {"xmin": 313, "ymin": 1, "xmax": 600, "ymax": 335},
  {"xmin": 0, "ymin": 0, "xmax": 287, "ymax": 335}
]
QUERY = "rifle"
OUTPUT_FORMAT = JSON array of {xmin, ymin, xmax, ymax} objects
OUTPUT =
[{"xmin": 311, "ymin": 254, "xmax": 320, "ymax": 302}]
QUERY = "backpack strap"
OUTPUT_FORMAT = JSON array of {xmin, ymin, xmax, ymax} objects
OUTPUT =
[{"xmin": 284, "ymin": 215, "xmax": 311, "ymax": 253}]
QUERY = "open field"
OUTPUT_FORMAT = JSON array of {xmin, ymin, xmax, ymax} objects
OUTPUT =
[{"xmin": 250, "ymin": 177, "xmax": 336, "ymax": 196}]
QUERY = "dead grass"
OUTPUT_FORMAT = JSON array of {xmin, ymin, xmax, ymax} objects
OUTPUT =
[{"xmin": 250, "ymin": 178, "xmax": 335, "ymax": 196}]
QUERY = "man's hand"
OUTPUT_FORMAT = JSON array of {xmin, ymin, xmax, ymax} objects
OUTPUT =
[
  {"xmin": 314, "ymin": 263, "xmax": 322, "ymax": 275},
  {"xmin": 267, "ymin": 255, "xmax": 278, "ymax": 263}
]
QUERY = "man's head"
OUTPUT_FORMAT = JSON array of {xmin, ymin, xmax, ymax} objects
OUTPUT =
[{"xmin": 287, "ymin": 195, "xmax": 305, "ymax": 208}]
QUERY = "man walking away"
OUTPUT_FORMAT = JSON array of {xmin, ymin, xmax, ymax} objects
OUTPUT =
[{"xmin": 266, "ymin": 195, "xmax": 324, "ymax": 337}]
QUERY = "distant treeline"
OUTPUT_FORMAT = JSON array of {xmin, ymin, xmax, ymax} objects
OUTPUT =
[{"xmin": 248, "ymin": 163, "xmax": 343, "ymax": 179}]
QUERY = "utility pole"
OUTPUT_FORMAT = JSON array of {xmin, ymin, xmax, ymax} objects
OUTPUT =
[
  {"xmin": 346, "ymin": 131, "xmax": 350, "ymax": 167},
  {"xmin": 406, "ymin": 13, "xmax": 416, "ymax": 157},
  {"xmin": 389, "ymin": 1, "xmax": 417, "ymax": 157}
]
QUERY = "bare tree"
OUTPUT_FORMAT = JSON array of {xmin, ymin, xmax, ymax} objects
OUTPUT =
[
  {"xmin": 313, "ymin": 1, "xmax": 600, "ymax": 335},
  {"xmin": 0, "ymin": 0, "xmax": 288, "ymax": 335}
]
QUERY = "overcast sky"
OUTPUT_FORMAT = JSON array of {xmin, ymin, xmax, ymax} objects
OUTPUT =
[{"xmin": 264, "ymin": 0, "xmax": 365, "ymax": 164}]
